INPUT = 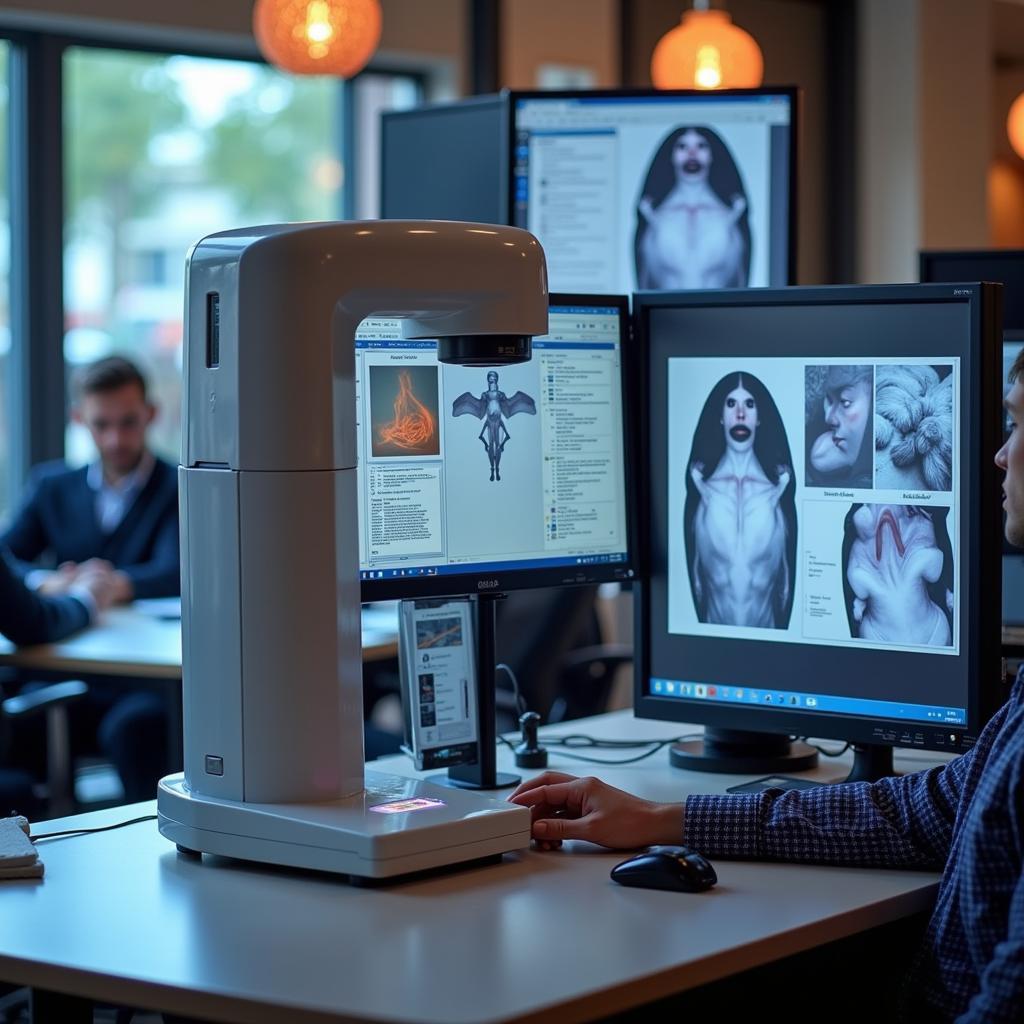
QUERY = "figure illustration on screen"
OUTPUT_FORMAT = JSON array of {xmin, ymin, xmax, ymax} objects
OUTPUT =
[
  {"xmin": 842, "ymin": 503, "xmax": 953, "ymax": 646},
  {"xmin": 805, "ymin": 365, "xmax": 874, "ymax": 488},
  {"xmin": 684, "ymin": 372, "xmax": 796, "ymax": 628},
  {"xmin": 875, "ymin": 365, "xmax": 953, "ymax": 491},
  {"xmin": 634, "ymin": 126, "xmax": 751, "ymax": 290},
  {"xmin": 452, "ymin": 371, "xmax": 536, "ymax": 481},
  {"xmin": 369, "ymin": 365, "xmax": 440, "ymax": 458}
]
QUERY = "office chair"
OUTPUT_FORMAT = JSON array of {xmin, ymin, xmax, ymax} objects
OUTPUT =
[
  {"xmin": 0, "ymin": 679, "xmax": 89, "ymax": 819},
  {"xmin": 494, "ymin": 585, "xmax": 632, "ymax": 731}
]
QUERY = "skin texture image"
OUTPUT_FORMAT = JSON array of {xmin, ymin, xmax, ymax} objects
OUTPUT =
[
  {"xmin": 685, "ymin": 372, "xmax": 796, "ymax": 629},
  {"xmin": 451, "ymin": 371, "xmax": 536, "ymax": 482},
  {"xmin": 874, "ymin": 364, "xmax": 953, "ymax": 491},
  {"xmin": 805, "ymin": 365, "xmax": 874, "ymax": 488},
  {"xmin": 844, "ymin": 503, "xmax": 953, "ymax": 646},
  {"xmin": 634, "ymin": 126, "xmax": 751, "ymax": 290}
]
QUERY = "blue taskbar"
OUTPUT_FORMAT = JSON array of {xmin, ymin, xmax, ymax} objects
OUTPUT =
[
  {"xmin": 361, "ymin": 551, "xmax": 629, "ymax": 581},
  {"xmin": 650, "ymin": 678, "xmax": 967, "ymax": 727}
]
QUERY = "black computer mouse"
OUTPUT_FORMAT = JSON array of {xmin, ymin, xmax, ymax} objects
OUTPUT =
[{"xmin": 610, "ymin": 845, "xmax": 717, "ymax": 893}]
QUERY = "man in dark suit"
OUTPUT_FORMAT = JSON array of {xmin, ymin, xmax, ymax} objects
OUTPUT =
[
  {"xmin": 1, "ymin": 355, "xmax": 179, "ymax": 803},
  {"xmin": 2, "ymin": 356, "xmax": 178, "ymax": 601},
  {"xmin": 0, "ymin": 549, "xmax": 115, "ymax": 817}
]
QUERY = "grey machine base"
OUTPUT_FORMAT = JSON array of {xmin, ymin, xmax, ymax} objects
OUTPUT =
[{"xmin": 157, "ymin": 770, "xmax": 531, "ymax": 880}]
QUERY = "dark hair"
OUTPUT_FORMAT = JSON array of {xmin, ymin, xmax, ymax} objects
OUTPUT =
[
  {"xmin": 73, "ymin": 355, "xmax": 148, "ymax": 402},
  {"xmin": 683, "ymin": 371, "xmax": 797, "ymax": 628},
  {"xmin": 634, "ymin": 125, "xmax": 751, "ymax": 287},
  {"xmin": 841, "ymin": 504, "xmax": 954, "ymax": 641},
  {"xmin": 804, "ymin": 365, "xmax": 874, "ymax": 488}
]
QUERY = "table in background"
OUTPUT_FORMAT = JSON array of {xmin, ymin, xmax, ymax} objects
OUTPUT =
[
  {"xmin": 0, "ymin": 711, "xmax": 944, "ymax": 1024},
  {"xmin": 0, "ymin": 602, "xmax": 400, "ymax": 762}
]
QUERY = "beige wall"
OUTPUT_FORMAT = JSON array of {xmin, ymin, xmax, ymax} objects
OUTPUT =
[
  {"xmin": 500, "ymin": 0, "xmax": 619, "ymax": 89},
  {"xmin": 918, "ymin": 0, "xmax": 990, "ymax": 252},
  {"xmin": 858, "ymin": 0, "xmax": 990, "ymax": 283}
]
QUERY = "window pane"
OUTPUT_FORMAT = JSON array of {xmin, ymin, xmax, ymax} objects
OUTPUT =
[
  {"xmin": 354, "ymin": 73, "xmax": 422, "ymax": 219},
  {"xmin": 63, "ymin": 47, "xmax": 343, "ymax": 467}
]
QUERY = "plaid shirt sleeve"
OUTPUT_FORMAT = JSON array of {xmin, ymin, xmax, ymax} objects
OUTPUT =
[
  {"xmin": 958, "ymin": 864, "xmax": 1024, "ymax": 1022},
  {"xmin": 682, "ymin": 694, "xmax": 1017, "ymax": 869}
]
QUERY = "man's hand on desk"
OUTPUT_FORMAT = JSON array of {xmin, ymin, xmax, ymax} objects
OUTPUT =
[
  {"xmin": 36, "ymin": 562, "xmax": 78, "ymax": 595},
  {"xmin": 37, "ymin": 559, "xmax": 133, "ymax": 606},
  {"xmin": 70, "ymin": 562, "xmax": 119, "ymax": 613},
  {"xmin": 509, "ymin": 772, "xmax": 684, "ymax": 851}
]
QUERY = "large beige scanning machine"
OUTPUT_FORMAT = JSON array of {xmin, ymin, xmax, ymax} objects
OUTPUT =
[{"xmin": 157, "ymin": 221, "xmax": 548, "ymax": 879}]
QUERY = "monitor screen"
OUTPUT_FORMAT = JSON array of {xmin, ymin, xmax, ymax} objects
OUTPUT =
[
  {"xmin": 355, "ymin": 297, "xmax": 634, "ymax": 601},
  {"xmin": 635, "ymin": 284, "xmax": 1002, "ymax": 761},
  {"xmin": 511, "ymin": 88, "xmax": 796, "ymax": 295}
]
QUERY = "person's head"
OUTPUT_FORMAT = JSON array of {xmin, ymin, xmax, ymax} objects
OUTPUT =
[
  {"xmin": 671, "ymin": 128, "xmax": 713, "ymax": 183},
  {"xmin": 997, "ymin": 347, "xmax": 1024, "ymax": 546},
  {"xmin": 721, "ymin": 376, "xmax": 758, "ymax": 453},
  {"xmin": 811, "ymin": 365, "xmax": 873, "ymax": 475},
  {"xmin": 487, "ymin": 370, "xmax": 498, "ymax": 387},
  {"xmin": 640, "ymin": 125, "xmax": 746, "ymax": 209},
  {"xmin": 71, "ymin": 355, "xmax": 155, "ymax": 478},
  {"xmin": 691, "ymin": 371, "xmax": 786, "ymax": 475}
]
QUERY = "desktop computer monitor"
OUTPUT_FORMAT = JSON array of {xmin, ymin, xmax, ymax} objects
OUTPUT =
[
  {"xmin": 633, "ymin": 284, "xmax": 1003, "ymax": 783},
  {"xmin": 920, "ymin": 249, "xmax": 1024, "ymax": 330},
  {"xmin": 355, "ymin": 295, "xmax": 635, "ymax": 601},
  {"xmin": 511, "ymin": 88, "xmax": 797, "ymax": 294}
]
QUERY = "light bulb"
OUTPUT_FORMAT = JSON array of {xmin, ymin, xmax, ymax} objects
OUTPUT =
[{"xmin": 694, "ymin": 44, "xmax": 722, "ymax": 89}]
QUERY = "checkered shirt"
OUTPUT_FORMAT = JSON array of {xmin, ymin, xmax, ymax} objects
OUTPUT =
[{"xmin": 683, "ymin": 672, "xmax": 1024, "ymax": 1022}]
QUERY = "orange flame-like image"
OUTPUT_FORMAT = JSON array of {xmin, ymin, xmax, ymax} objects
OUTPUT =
[{"xmin": 378, "ymin": 370, "xmax": 437, "ymax": 451}]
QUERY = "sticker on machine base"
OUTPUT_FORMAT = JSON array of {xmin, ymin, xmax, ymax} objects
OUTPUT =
[{"xmin": 369, "ymin": 797, "xmax": 447, "ymax": 814}]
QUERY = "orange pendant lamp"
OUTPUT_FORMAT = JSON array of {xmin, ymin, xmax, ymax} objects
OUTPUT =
[
  {"xmin": 1008, "ymin": 93, "xmax": 1024, "ymax": 161},
  {"xmin": 253, "ymin": 0, "xmax": 382, "ymax": 77},
  {"xmin": 651, "ymin": 0, "xmax": 764, "ymax": 91}
]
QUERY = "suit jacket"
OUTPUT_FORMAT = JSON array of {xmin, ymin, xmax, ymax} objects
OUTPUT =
[
  {"xmin": 1, "ymin": 457, "xmax": 180, "ymax": 599},
  {"xmin": 0, "ymin": 548, "xmax": 89, "ymax": 645}
]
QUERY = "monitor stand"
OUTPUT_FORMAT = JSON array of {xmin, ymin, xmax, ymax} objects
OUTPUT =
[
  {"xmin": 432, "ymin": 592, "xmax": 520, "ymax": 792},
  {"xmin": 669, "ymin": 728, "xmax": 818, "ymax": 774},
  {"xmin": 670, "ymin": 731, "xmax": 899, "ymax": 787},
  {"xmin": 843, "ymin": 743, "xmax": 894, "ymax": 783}
]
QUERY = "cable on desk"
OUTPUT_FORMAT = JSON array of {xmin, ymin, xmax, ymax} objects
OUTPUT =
[
  {"xmin": 498, "ymin": 732, "xmax": 702, "ymax": 766},
  {"xmin": 798, "ymin": 737, "xmax": 851, "ymax": 758},
  {"xmin": 31, "ymin": 814, "xmax": 158, "ymax": 842},
  {"xmin": 495, "ymin": 663, "xmax": 526, "ymax": 716}
]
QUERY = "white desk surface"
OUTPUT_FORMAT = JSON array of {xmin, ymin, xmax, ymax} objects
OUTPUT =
[
  {"xmin": 0, "ymin": 711, "xmax": 943, "ymax": 1024},
  {"xmin": 0, "ymin": 602, "xmax": 400, "ymax": 679}
]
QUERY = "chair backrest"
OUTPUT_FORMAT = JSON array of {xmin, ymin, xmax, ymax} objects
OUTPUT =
[{"xmin": 494, "ymin": 585, "xmax": 602, "ymax": 726}]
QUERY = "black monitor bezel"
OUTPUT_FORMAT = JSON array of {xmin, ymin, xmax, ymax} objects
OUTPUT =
[
  {"xmin": 920, "ymin": 249, "xmax": 1024, "ymax": 330},
  {"xmin": 633, "ymin": 283, "xmax": 1003, "ymax": 756},
  {"xmin": 359, "ymin": 292, "xmax": 637, "ymax": 602},
  {"xmin": 507, "ymin": 86, "xmax": 800, "ymax": 288}
]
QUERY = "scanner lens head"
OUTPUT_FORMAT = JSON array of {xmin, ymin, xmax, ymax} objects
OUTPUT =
[{"xmin": 436, "ymin": 335, "xmax": 533, "ymax": 367}]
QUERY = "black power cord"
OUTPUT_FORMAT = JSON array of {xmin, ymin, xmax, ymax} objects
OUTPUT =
[
  {"xmin": 30, "ymin": 814, "xmax": 158, "ymax": 842},
  {"xmin": 499, "ymin": 730, "xmax": 702, "ymax": 766}
]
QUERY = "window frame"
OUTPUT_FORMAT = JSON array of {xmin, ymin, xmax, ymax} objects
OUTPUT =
[{"xmin": 0, "ymin": 22, "xmax": 427, "ymax": 506}]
